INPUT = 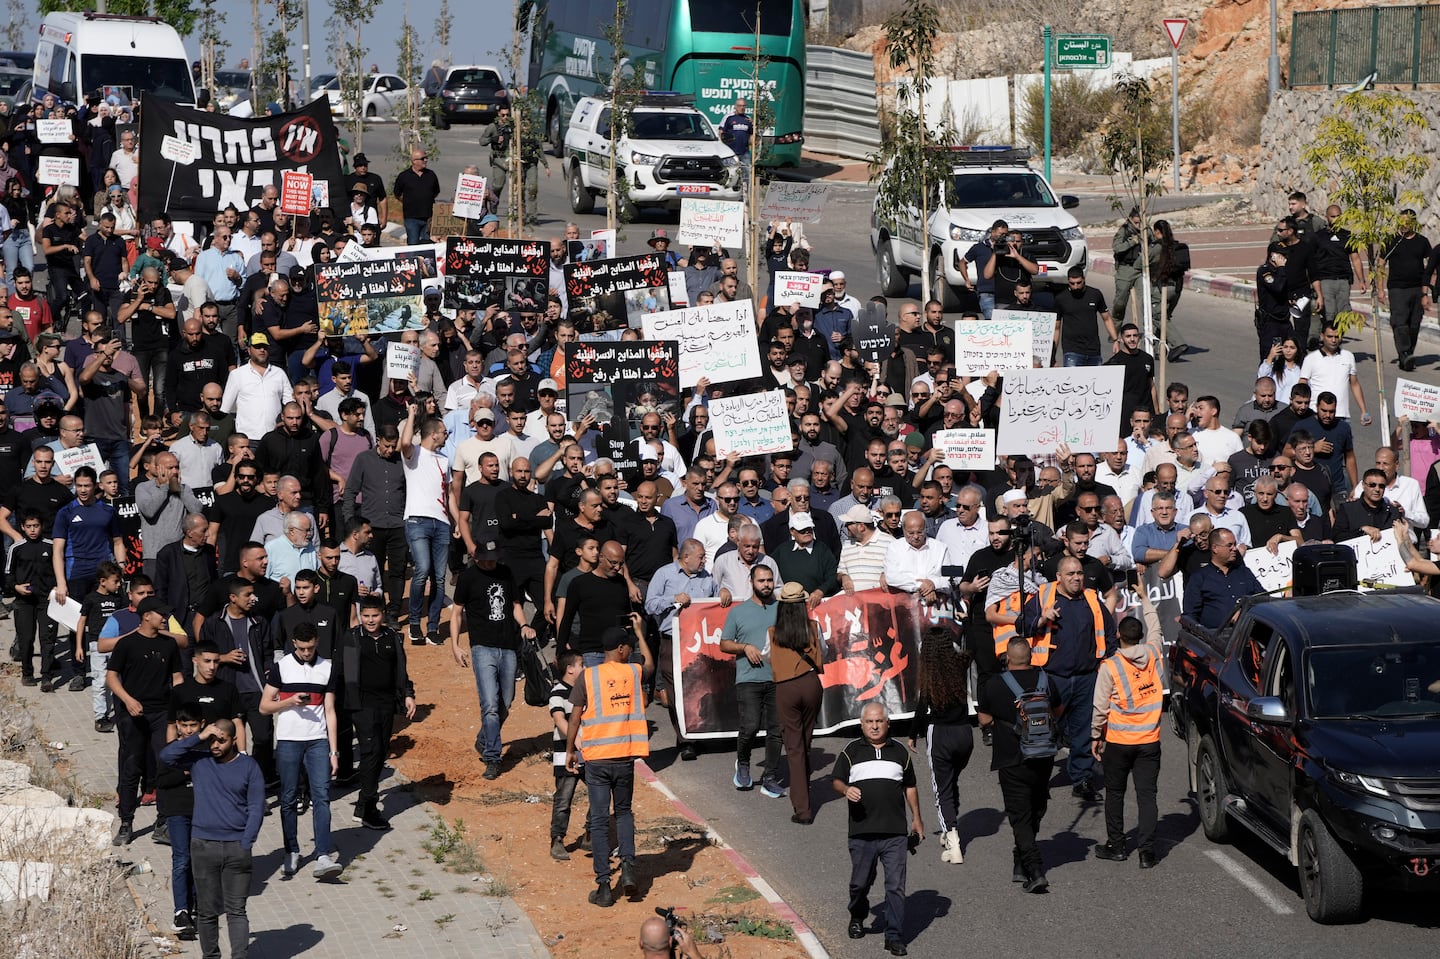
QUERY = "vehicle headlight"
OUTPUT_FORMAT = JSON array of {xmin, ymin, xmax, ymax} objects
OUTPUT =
[
  {"xmin": 1061, "ymin": 226, "xmax": 1085, "ymax": 240},
  {"xmin": 1328, "ymin": 766, "xmax": 1389, "ymax": 798},
  {"xmin": 630, "ymin": 151, "xmax": 660, "ymax": 165},
  {"xmin": 721, "ymin": 155, "xmax": 740, "ymax": 167},
  {"xmin": 950, "ymin": 224, "xmax": 984, "ymax": 242}
]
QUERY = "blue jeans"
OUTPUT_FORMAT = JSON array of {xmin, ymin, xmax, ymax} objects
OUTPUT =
[
  {"xmin": 1062, "ymin": 352, "xmax": 1102, "ymax": 367},
  {"xmin": 470, "ymin": 645, "xmax": 516, "ymax": 765},
  {"xmin": 403, "ymin": 218, "xmax": 429, "ymax": 244},
  {"xmin": 1050, "ymin": 671, "xmax": 1099, "ymax": 786},
  {"xmin": 168, "ymin": 814, "xmax": 196, "ymax": 913},
  {"xmin": 404, "ymin": 516, "xmax": 450, "ymax": 629},
  {"xmin": 581, "ymin": 651, "xmax": 606, "ymax": 669},
  {"xmin": 89, "ymin": 642, "xmax": 114, "ymax": 721},
  {"xmin": 91, "ymin": 436, "xmax": 132, "ymax": 494},
  {"xmin": 275, "ymin": 738, "xmax": 333, "ymax": 856},
  {"xmin": 585, "ymin": 759, "xmax": 636, "ymax": 884},
  {"xmin": 3, "ymin": 229, "xmax": 33, "ymax": 296},
  {"xmin": 978, "ymin": 292, "xmax": 995, "ymax": 320}
]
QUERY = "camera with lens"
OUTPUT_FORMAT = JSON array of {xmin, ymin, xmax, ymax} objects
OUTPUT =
[
  {"xmin": 1010, "ymin": 512, "xmax": 1034, "ymax": 546},
  {"xmin": 655, "ymin": 906, "xmax": 686, "ymax": 955}
]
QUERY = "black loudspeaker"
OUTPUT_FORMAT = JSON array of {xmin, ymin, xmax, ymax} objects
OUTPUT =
[{"xmin": 1291, "ymin": 544, "xmax": 1358, "ymax": 596}]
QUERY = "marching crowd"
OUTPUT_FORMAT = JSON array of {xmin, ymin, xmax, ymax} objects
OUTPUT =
[{"xmin": 4, "ymin": 89, "xmax": 1436, "ymax": 958}]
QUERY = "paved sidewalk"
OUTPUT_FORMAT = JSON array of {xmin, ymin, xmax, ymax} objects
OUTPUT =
[{"xmin": 3, "ymin": 625, "xmax": 548, "ymax": 959}]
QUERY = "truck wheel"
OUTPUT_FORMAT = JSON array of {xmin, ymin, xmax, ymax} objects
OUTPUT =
[
  {"xmin": 569, "ymin": 165, "xmax": 594, "ymax": 214},
  {"xmin": 1298, "ymin": 809, "xmax": 1365, "ymax": 923},
  {"xmin": 1196, "ymin": 737, "xmax": 1232, "ymax": 842},
  {"xmin": 547, "ymin": 109, "xmax": 563, "ymax": 157},
  {"xmin": 875, "ymin": 238, "xmax": 908, "ymax": 297},
  {"xmin": 929, "ymin": 250, "xmax": 960, "ymax": 312}
]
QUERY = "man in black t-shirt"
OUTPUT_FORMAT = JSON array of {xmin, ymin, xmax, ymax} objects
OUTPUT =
[
  {"xmin": 205, "ymin": 463, "xmax": 275, "ymax": 575},
  {"xmin": 1, "ymin": 445, "xmax": 72, "ymax": 540},
  {"xmin": 169, "ymin": 641, "xmax": 245, "ymax": 746},
  {"xmin": 1056, "ymin": 267, "xmax": 1116, "ymax": 367},
  {"xmin": 1103, "ymin": 323, "xmax": 1156, "ymax": 425},
  {"xmin": 1378, "ymin": 211, "xmax": 1433, "ymax": 370},
  {"xmin": 117, "ymin": 266, "xmax": 177, "ymax": 416}
]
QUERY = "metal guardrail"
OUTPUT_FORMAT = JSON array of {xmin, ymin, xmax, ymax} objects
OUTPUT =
[
  {"xmin": 803, "ymin": 45, "xmax": 881, "ymax": 161},
  {"xmin": 1290, "ymin": 5, "xmax": 1440, "ymax": 88}
]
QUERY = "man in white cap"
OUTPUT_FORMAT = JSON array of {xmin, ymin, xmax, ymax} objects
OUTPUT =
[
  {"xmin": 525, "ymin": 378, "xmax": 562, "ymax": 436},
  {"xmin": 829, "ymin": 270, "xmax": 862, "ymax": 318},
  {"xmin": 883, "ymin": 512, "xmax": 951, "ymax": 604},
  {"xmin": 837, "ymin": 505, "xmax": 889, "ymax": 593},
  {"xmin": 770, "ymin": 512, "xmax": 839, "ymax": 607},
  {"xmin": 1001, "ymin": 488, "xmax": 1058, "ymax": 554}
]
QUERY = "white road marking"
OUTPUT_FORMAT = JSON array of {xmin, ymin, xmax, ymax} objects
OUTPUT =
[{"xmin": 1203, "ymin": 849, "xmax": 1296, "ymax": 915}]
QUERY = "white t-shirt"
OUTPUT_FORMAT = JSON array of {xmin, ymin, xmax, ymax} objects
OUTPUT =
[
  {"xmin": 1194, "ymin": 426, "xmax": 1243, "ymax": 467},
  {"xmin": 1298, "ymin": 348, "xmax": 1357, "ymax": 419},
  {"xmin": 404, "ymin": 445, "xmax": 451, "ymax": 522}
]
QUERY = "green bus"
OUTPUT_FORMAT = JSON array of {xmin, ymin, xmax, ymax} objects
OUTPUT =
[{"xmin": 530, "ymin": 0, "xmax": 806, "ymax": 166}]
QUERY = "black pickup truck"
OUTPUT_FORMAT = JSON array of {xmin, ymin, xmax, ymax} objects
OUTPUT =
[{"xmin": 1171, "ymin": 590, "xmax": 1440, "ymax": 922}]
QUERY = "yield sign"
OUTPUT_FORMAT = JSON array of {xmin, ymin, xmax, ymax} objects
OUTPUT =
[{"xmin": 1163, "ymin": 18, "xmax": 1188, "ymax": 49}]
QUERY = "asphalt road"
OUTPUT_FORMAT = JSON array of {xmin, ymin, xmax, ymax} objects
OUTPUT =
[{"xmin": 337, "ymin": 125, "xmax": 1440, "ymax": 952}]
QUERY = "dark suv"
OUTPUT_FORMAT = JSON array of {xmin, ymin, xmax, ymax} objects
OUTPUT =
[{"xmin": 433, "ymin": 66, "xmax": 506, "ymax": 129}]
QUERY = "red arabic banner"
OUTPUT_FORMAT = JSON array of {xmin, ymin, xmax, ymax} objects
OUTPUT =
[{"xmin": 671, "ymin": 590, "xmax": 951, "ymax": 740}]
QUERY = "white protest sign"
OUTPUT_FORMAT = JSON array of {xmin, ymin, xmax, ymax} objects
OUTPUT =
[
  {"xmin": 1244, "ymin": 539, "xmax": 1297, "ymax": 594},
  {"xmin": 36, "ymin": 156, "xmax": 80, "ymax": 186},
  {"xmin": 934, "ymin": 429, "xmax": 996, "ymax": 471},
  {"xmin": 643, "ymin": 299, "xmax": 760, "ymax": 388},
  {"xmin": 1340, "ymin": 530, "xmax": 1415, "ymax": 587},
  {"xmin": 997, "ymin": 367, "xmax": 1125, "ymax": 456},
  {"xmin": 47, "ymin": 589, "xmax": 83, "ymax": 632},
  {"xmin": 37, "ymin": 119, "xmax": 71, "ymax": 144},
  {"xmin": 954, "ymin": 318, "xmax": 1034, "ymax": 376},
  {"xmin": 56, "ymin": 443, "xmax": 104, "ymax": 476},
  {"xmin": 452, "ymin": 172, "xmax": 489, "ymax": 219},
  {"xmin": 992, "ymin": 308, "xmax": 1056, "ymax": 368},
  {"xmin": 160, "ymin": 135, "xmax": 200, "ymax": 165},
  {"xmin": 667, "ymin": 271, "xmax": 688, "ymax": 308},
  {"xmin": 1395, "ymin": 377, "xmax": 1440, "ymax": 422},
  {"xmin": 759, "ymin": 181, "xmax": 831, "ymax": 223},
  {"xmin": 676, "ymin": 198, "xmax": 745, "ymax": 248},
  {"xmin": 385, "ymin": 341, "xmax": 421, "ymax": 381},
  {"xmin": 773, "ymin": 271, "xmax": 823, "ymax": 307},
  {"xmin": 709, "ymin": 390, "xmax": 792, "ymax": 459}
]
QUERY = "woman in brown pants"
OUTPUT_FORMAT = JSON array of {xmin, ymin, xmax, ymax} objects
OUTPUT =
[{"xmin": 769, "ymin": 582, "xmax": 825, "ymax": 824}]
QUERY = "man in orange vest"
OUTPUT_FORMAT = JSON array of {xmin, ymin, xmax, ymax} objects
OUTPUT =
[
  {"xmin": 565, "ymin": 619, "xmax": 654, "ymax": 908},
  {"xmin": 1014, "ymin": 556, "xmax": 1116, "ymax": 802},
  {"xmin": 1090, "ymin": 588, "xmax": 1164, "ymax": 868}
]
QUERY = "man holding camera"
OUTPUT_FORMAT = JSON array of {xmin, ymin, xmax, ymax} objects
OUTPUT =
[
  {"xmin": 964, "ymin": 219, "xmax": 1039, "ymax": 318},
  {"xmin": 639, "ymin": 913, "xmax": 705, "ymax": 958}
]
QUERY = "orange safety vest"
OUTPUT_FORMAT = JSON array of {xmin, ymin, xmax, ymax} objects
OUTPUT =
[
  {"xmin": 577, "ymin": 661, "xmax": 650, "ymax": 762},
  {"xmin": 1101, "ymin": 652, "xmax": 1163, "ymax": 745},
  {"xmin": 993, "ymin": 583, "xmax": 1107, "ymax": 667}
]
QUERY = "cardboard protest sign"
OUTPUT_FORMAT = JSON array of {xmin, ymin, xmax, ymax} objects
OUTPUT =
[
  {"xmin": 279, "ymin": 170, "xmax": 313, "ymax": 215},
  {"xmin": 1395, "ymin": 377, "xmax": 1440, "ymax": 422},
  {"xmin": 385, "ymin": 341, "xmax": 421, "ymax": 381},
  {"xmin": 452, "ymin": 173, "xmax": 488, "ymax": 219},
  {"xmin": 855, "ymin": 303, "xmax": 892, "ymax": 365},
  {"xmin": 1245, "ymin": 540, "xmax": 1297, "ymax": 594},
  {"xmin": 759, "ymin": 180, "xmax": 831, "ymax": 223},
  {"xmin": 676, "ymin": 198, "xmax": 745, "ymax": 248},
  {"xmin": 997, "ymin": 367, "xmax": 1124, "ymax": 455},
  {"xmin": 708, "ymin": 391, "xmax": 791, "ymax": 459},
  {"xmin": 992, "ymin": 308, "xmax": 1056, "ymax": 368},
  {"xmin": 37, "ymin": 119, "xmax": 71, "ymax": 145},
  {"xmin": 37, "ymin": 156, "xmax": 80, "ymax": 186},
  {"xmin": 1339, "ymin": 530, "xmax": 1415, "ymax": 588},
  {"xmin": 954, "ymin": 318, "xmax": 1034, "ymax": 376},
  {"xmin": 933, "ymin": 429, "xmax": 996, "ymax": 471},
  {"xmin": 315, "ymin": 248, "xmax": 436, "ymax": 334},
  {"xmin": 772, "ymin": 271, "xmax": 823, "ymax": 307},
  {"xmin": 642, "ymin": 299, "xmax": 761, "ymax": 388}
]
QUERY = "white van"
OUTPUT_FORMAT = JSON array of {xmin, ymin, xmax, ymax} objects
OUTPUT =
[{"xmin": 33, "ymin": 12, "xmax": 196, "ymax": 107}]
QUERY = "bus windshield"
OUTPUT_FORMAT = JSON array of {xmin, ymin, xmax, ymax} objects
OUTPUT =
[
  {"xmin": 688, "ymin": 0, "xmax": 792, "ymax": 36},
  {"xmin": 82, "ymin": 55, "xmax": 192, "ymax": 103}
]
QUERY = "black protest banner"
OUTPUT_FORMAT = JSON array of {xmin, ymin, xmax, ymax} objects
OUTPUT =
[
  {"xmin": 443, "ymin": 236, "xmax": 548, "ymax": 279},
  {"xmin": 855, "ymin": 302, "xmax": 893, "ymax": 365},
  {"xmin": 563, "ymin": 253, "xmax": 668, "ymax": 300},
  {"xmin": 564, "ymin": 341, "xmax": 680, "ymax": 448},
  {"xmin": 137, "ymin": 94, "xmax": 343, "ymax": 222},
  {"xmin": 315, "ymin": 252, "xmax": 432, "ymax": 333}
]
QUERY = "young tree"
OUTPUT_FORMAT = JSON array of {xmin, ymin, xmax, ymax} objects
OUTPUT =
[
  {"xmin": 394, "ymin": 12, "xmax": 438, "ymax": 167},
  {"xmin": 867, "ymin": 0, "xmax": 955, "ymax": 304},
  {"xmin": 434, "ymin": 0, "xmax": 453, "ymax": 71},
  {"xmin": 194, "ymin": 0, "xmax": 228, "ymax": 101},
  {"xmin": 599, "ymin": 0, "xmax": 644, "ymax": 231},
  {"xmin": 3, "ymin": 0, "xmax": 30, "ymax": 53},
  {"xmin": 328, "ymin": 0, "xmax": 373, "ymax": 151},
  {"xmin": 254, "ymin": 0, "xmax": 300, "ymax": 110},
  {"xmin": 741, "ymin": 7, "xmax": 776, "ymax": 300},
  {"xmin": 1303, "ymin": 91, "xmax": 1431, "ymax": 443}
]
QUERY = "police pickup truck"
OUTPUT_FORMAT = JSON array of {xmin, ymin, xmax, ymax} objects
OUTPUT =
[
  {"xmin": 869, "ymin": 145, "xmax": 1087, "ymax": 308},
  {"xmin": 1171, "ymin": 589, "xmax": 1440, "ymax": 922},
  {"xmin": 564, "ymin": 92, "xmax": 742, "ymax": 217}
]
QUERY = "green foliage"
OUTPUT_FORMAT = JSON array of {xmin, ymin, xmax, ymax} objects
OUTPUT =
[
  {"xmin": 1020, "ymin": 73, "xmax": 1113, "ymax": 156},
  {"xmin": 39, "ymin": 0, "xmax": 197, "ymax": 36},
  {"xmin": 193, "ymin": 0, "xmax": 227, "ymax": 98},
  {"xmin": 253, "ymin": 0, "xmax": 301, "ymax": 109},
  {"xmin": 1099, "ymin": 74, "xmax": 1171, "ymax": 213},
  {"xmin": 394, "ymin": 14, "xmax": 438, "ymax": 166},
  {"xmin": 434, "ymin": 0, "xmax": 453, "ymax": 68}
]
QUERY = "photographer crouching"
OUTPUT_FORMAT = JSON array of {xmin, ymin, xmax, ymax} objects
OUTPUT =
[{"xmin": 640, "ymin": 908, "xmax": 705, "ymax": 958}]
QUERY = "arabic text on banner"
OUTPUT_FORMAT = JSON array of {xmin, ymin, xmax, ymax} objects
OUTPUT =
[
  {"xmin": 997, "ymin": 367, "xmax": 1124, "ymax": 455},
  {"xmin": 563, "ymin": 252, "xmax": 669, "ymax": 300},
  {"xmin": 443, "ymin": 235, "xmax": 548, "ymax": 278},
  {"xmin": 676, "ymin": 198, "xmax": 745, "ymax": 248},
  {"xmin": 1245, "ymin": 539, "xmax": 1297, "ymax": 593},
  {"xmin": 758, "ymin": 181, "xmax": 830, "ymax": 223},
  {"xmin": 641, "ymin": 299, "xmax": 761, "ymax": 388},
  {"xmin": 992, "ymin": 308, "xmax": 1056, "ymax": 368},
  {"xmin": 563, "ymin": 340, "xmax": 680, "ymax": 416},
  {"xmin": 933, "ymin": 428, "xmax": 996, "ymax": 470},
  {"xmin": 954, "ymin": 318, "xmax": 1034, "ymax": 376},
  {"xmin": 772, "ymin": 271, "xmax": 823, "ymax": 307},
  {"xmin": 1395, "ymin": 376, "xmax": 1440, "ymax": 421},
  {"xmin": 1339, "ymin": 530, "xmax": 1414, "ymax": 587},
  {"xmin": 708, "ymin": 390, "xmax": 791, "ymax": 459}
]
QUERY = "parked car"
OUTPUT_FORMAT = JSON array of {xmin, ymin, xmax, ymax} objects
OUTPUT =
[
  {"xmin": 322, "ymin": 73, "xmax": 409, "ymax": 118},
  {"xmin": 211, "ymin": 69, "xmax": 251, "ymax": 113},
  {"xmin": 431, "ymin": 64, "xmax": 506, "ymax": 130},
  {"xmin": 0, "ymin": 50, "xmax": 35, "ymax": 73},
  {"xmin": 0, "ymin": 68, "xmax": 31, "ymax": 112},
  {"xmin": 309, "ymin": 72, "xmax": 335, "ymax": 95}
]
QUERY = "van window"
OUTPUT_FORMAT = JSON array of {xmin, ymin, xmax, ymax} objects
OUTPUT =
[
  {"xmin": 49, "ymin": 50, "xmax": 68, "ymax": 91},
  {"xmin": 81, "ymin": 55, "xmax": 191, "ymax": 103}
]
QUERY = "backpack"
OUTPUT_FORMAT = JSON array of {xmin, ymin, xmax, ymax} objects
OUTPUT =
[{"xmin": 1001, "ymin": 670, "xmax": 1058, "ymax": 760}]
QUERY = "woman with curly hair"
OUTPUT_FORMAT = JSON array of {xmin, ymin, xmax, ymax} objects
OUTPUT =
[
  {"xmin": 769, "ymin": 581, "xmax": 826, "ymax": 825},
  {"xmin": 908, "ymin": 625, "xmax": 974, "ymax": 864}
]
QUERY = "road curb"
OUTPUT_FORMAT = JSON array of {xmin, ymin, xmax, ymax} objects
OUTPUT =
[{"xmin": 635, "ymin": 760, "xmax": 831, "ymax": 959}]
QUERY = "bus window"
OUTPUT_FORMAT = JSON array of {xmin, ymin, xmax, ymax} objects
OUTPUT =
[{"xmin": 689, "ymin": 0, "xmax": 792, "ymax": 35}]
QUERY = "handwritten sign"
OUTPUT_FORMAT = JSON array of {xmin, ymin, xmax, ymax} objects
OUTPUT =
[
  {"xmin": 36, "ymin": 156, "xmax": 80, "ymax": 186},
  {"xmin": 855, "ymin": 303, "xmax": 892, "ymax": 365},
  {"xmin": 933, "ymin": 429, "xmax": 996, "ymax": 470},
  {"xmin": 955, "ymin": 318, "xmax": 1034, "ymax": 376},
  {"xmin": 452, "ymin": 173, "xmax": 488, "ymax": 219},
  {"xmin": 1339, "ymin": 530, "xmax": 1414, "ymax": 587},
  {"xmin": 159, "ymin": 134, "xmax": 199, "ymax": 165},
  {"xmin": 279, "ymin": 170, "xmax": 314, "ymax": 215},
  {"xmin": 773, "ymin": 271, "xmax": 823, "ymax": 307},
  {"xmin": 1245, "ymin": 539, "xmax": 1297, "ymax": 593},
  {"xmin": 385, "ymin": 341, "xmax": 420, "ymax": 381},
  {"xmin": 337, "ymin": 239, "xmax": 366, "ymax": 263},
  {"xmin": 759, "ymin": 181, "xmax": 831, "ymax": 223},
  {"xmin": 993, "ymin": 308, "xmax": 1056, "ymax": 368},
  {"xmin": 997, "ymin": 367, "xmax": 1124, "ymax": 456},
  {"xmin": 1395, "ymin": 376, "xmax": 1440, "ymax": 422},
  {"xmin": 56, "ymin": 443, "xmax": 105, "ymax": 476},
  {"xmin": 37, "ymin": 119, "xmax": 71, "ymax": 145},
  {"xmin": 676, "ymin": 198, "xmax": 745, "ymax": 248},
  {"xmin": 642, "ymin": 299, "xmax": 760, "ymax": 388},
  {"xmin": 709, "ymin": 391, "xmax": 791, "ymax": 459}
]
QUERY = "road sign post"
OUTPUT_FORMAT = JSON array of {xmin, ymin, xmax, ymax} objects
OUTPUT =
[
  {"xmin": 1042, "ymin": 26, "xmax": 1052, "ymax": 181},
  {"xmin": 1164, "ymin": 19, "xmax": 1188, "ymax": 192}
]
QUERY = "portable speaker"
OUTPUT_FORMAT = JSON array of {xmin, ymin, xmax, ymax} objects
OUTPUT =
[{"xmin": 1291, "ymin": 543, "xmax": 1358, "ymax": 596}]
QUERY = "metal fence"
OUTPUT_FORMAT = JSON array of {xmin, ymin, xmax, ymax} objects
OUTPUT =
[
  {"xmin": 1289, "ymin": 5, "xmax": 1440, "ymax": 88},
  {"xmin": 803, "ymin": 45, "xmax": 881, "ymax": 160}
]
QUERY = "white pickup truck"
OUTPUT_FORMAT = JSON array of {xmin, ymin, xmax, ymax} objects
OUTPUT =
[
  {"xmin": 564, "ymin": 92, "xmax": 742, "ymax": 217},
  {"xmin": 870, "ymin": 146, "xmax": 1088, "ymax": 308}
]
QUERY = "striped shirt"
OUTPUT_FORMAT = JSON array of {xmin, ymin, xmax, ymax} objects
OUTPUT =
[
  {"xmin": 549, "ymin": 679, "xmax": 577, "ymax": 770},
  {"xmin": 838, "ymin": 537, "xmax": 890, "ymax": 592},
  {"xmin": 263, "ymin": 654, "xmax": 336, "ymax": 742},
  {"xmin": 832, "ymin": 737, "xmax": 915, "ymax": 837}
]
